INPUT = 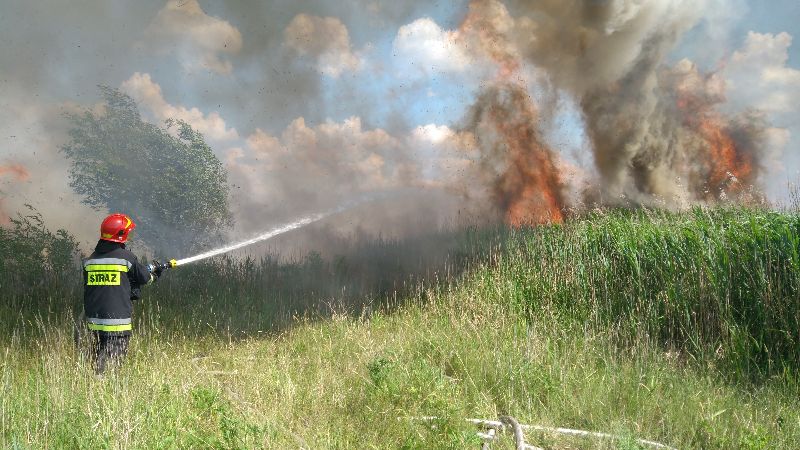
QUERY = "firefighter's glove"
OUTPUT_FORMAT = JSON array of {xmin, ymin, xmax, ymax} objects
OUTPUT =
[{"xmin": 148, "ymin": 260, "xmax": 165, "ymax": 278}]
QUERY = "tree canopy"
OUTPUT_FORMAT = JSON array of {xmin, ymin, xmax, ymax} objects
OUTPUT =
[{"xmin": 62, "ymin": 87, "xmax": 232, "ymax": 256}]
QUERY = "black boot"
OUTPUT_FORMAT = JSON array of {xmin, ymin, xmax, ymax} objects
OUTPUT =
[{"xmin": 92, "ymin": 331, "xmax": 130, "ymax": 375}]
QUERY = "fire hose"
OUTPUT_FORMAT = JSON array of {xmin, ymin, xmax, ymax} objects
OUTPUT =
[{"xmin": 410, "ymin": 416, "xmax": 677, "ymax": 450}]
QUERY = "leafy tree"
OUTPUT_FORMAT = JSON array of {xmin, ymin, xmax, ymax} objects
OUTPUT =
[{"xmin": 61, "ymin": 87, "xmax": 232, "ymax": 256}]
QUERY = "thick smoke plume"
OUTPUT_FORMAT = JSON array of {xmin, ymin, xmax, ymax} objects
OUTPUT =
[
  {"xmin": 667, "ymin": 61, "xmax": 764, "ymax": 200},
  {"xmin": 579, "ymin": 43, "xmax": 766, "ymax": 204},
  {"xmin": 456, "ymin": 0, "xmax": 567, "ymax": 225},
  {"xmin": 455, "ymin": 0, "xmax": 773, "ymax": 221},
  {"xmin": 0, "ymin": 0, "xmax": 794, "ymax": 252}
]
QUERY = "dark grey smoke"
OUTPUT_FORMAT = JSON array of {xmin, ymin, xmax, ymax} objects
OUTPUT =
[
  {"xmin": 0, "ymin": 0, "xmax": 792, "ymax": 254},
  {"xmin": 462, "ymin": 0, "xmax": 772, "ymax": 208}
]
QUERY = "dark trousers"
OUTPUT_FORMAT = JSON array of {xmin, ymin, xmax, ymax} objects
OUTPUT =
[{"xmin": 91, "ymin": 331, "xmax": 130, "ymax": 374}]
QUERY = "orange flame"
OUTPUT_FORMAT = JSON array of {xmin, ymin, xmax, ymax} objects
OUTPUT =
[
  {"xmin": 486, "ymin": 86, "xmax": 565, "ymax": 226},
  {"xmin": 676, "ymin": 93, "xmax": 754, "ymax": 199},
  {"xmin": 696, "ymin": 117, "xmax": 753, "ymax": 195},
  {"xmin": 0, "ymin": 163, "xmax": 30, "ymax": 226},
  {"xmin": 459, "ymin": 1, "xmax": 566, "ymax": 226},
  {"xmin": 0, "ymin": 163, "xmax": 31, "ymax": 182}
]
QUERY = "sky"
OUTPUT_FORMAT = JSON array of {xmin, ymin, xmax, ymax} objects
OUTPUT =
[{"xmin": 0, "ymin": 0, "xmax": 798, "ymax": 252}]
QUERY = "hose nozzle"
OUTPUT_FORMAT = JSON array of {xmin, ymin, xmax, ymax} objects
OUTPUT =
[{"xmin": 148, "ymin": 259, "xmax": 178, "ymax": 276}]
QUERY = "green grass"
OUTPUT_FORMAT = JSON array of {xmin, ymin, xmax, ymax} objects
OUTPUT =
[{"xmin": 1, "ymin": 207, "xmax": 799, "ymax": 448}]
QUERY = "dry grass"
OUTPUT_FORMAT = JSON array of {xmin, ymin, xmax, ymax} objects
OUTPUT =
[{"xmin": 2, "ymin": 207, "xmax": 799, "ymax": 448}]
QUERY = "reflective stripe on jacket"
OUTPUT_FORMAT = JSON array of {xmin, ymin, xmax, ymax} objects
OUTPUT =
[{"xmin": 86, "ymin": 317, "xmax": 133, "ymax": 332}]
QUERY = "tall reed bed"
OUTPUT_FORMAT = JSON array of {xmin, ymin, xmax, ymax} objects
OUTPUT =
[
  {"xmin": 2, "ymin": 207, "xmax": 798, "ymax": 379},
  {"xmin": 481, "ymin": 207, "xmax": 800, "ymax": 379}
]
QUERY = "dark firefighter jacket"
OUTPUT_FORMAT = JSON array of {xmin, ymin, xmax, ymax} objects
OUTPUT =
[{"xmin": 83, "ymin": 240, "xmax": 152, "ymax": 335}]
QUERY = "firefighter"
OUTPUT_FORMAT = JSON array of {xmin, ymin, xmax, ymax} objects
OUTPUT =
[{"xmin": 83, "ymin": 213, "xmax": 164, "ymax": 374}]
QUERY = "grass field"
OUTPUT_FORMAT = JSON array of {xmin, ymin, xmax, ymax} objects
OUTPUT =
[{"xmin": 1, "ymin": 207, "xmax": 799, "ymax": 448}]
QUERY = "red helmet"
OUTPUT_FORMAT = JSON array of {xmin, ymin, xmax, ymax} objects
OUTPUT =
[{"xmin": 100, "ymin": 213, "xmax": 136, "ymax": 243}]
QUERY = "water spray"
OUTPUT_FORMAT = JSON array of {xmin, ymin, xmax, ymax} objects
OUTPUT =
[
  {"xmin": 176, "ymin": 210, "xmax": 332, "ymax": 266},
  {"xmin": 147, "ymin": 200, "xmax": 362, "ymax": 275}
]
